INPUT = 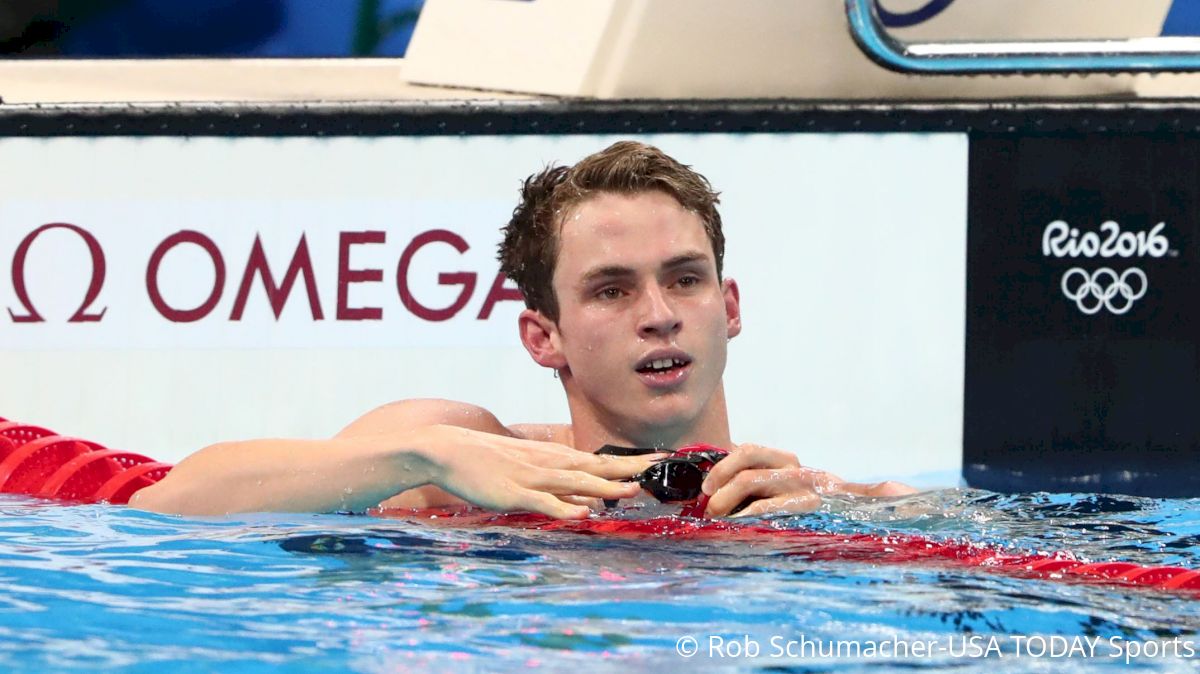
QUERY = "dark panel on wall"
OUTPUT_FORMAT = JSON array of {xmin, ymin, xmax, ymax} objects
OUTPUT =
[{"xmin": 966, "ymin": 135, "xmax": 1200, "ymax": 496}]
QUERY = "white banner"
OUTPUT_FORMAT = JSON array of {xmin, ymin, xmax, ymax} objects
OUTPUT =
[
  {"xmin": 1, "ymin": 198, "xmax": 524, "ymax": 349},
  {"xmin": 0, "ymin": 134, "xmax": 967, "ymax": 486}
]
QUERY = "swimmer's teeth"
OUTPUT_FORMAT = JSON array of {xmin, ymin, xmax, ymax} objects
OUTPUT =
[{"xmin": 643, "ymin": 358, "xmax": 687, "ymax": 372}]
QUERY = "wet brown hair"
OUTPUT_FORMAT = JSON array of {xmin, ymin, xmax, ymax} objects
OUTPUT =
[{"xmin": 498, "ymin": 140, "xmax": 724, "ymax": 322}]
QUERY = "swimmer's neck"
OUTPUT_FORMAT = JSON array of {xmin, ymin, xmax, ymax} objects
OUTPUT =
[{"xmin": 564, "ymin": 385, "xmax": 734, "ymax": 453}]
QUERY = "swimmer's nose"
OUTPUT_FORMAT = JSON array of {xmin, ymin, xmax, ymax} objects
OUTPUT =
[{"xmin": 636, "ymin": 286, "xmax": 681, "ymax": 338}]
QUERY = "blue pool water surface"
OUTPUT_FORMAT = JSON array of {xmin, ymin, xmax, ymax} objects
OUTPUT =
[{"xmin": 0, "ymin": 490, "xmax": 1197, "ymax": 673}]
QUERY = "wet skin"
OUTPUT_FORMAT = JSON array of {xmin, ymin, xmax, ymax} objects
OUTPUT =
[
  {"xmin": 518, "ymin": 190, "xmax": 741, "ymax": 452},
  {"xmin": 516, "ymin": 190, "xmax": 916, "ymax": 516}
]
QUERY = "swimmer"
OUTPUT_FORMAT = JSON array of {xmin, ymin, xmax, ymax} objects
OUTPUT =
[{"xmin": 130, "ymin": 141, "xmax": 915, "ymax": 518}]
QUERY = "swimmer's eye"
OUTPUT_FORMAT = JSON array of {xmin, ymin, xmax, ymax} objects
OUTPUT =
[
  {"xmin": 597, "ymin": 286, "xmax": 625, "ymax": 300},
  {"xmin": 676, "ymin": 274, "xmax": 702, "ymax": 288}
]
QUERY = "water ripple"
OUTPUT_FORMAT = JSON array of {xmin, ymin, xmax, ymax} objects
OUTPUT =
[{"xmin": 0, "ymin": 492, "xmax": 1195, "ymax": 672}]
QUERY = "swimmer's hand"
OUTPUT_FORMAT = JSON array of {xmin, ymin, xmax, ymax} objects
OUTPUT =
[
  {"xmin": 417, "ymin": 425, "xmax": 659, "ymax": 520},
  {"xmin": 700, "ymin": 444, "xmax": 917, "ymax": 518}
]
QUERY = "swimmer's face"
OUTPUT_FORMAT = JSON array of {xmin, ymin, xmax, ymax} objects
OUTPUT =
[{"xmin": 519, "ymin": 190, "xmax": 740, "ymax": 443}]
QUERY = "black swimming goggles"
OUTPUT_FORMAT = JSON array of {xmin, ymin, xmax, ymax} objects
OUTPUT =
[{"xmin": 596, "ymin": 443, "xmax": 729, "ymax": 518}]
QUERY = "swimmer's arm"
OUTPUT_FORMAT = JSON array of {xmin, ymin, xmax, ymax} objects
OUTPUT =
[
  {"xmin": 375, "ymin": 423, "xmax": 571, "ymax": 509},
  {"xmin": 128, "ymin": 431, "xmax": 445, "ymax": 516},
  {"xmin": 130, "ymin": 399, "xmax": 629, "ymax": 516},
  {"xmin": 349, "ymin": 400, "xmax": 523, "ymax": 510},
  {"xmin": 130, "ymin": 399, "xmax": 513, "ymax": 515}
]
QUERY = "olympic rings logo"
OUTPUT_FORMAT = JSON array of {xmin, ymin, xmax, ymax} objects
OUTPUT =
[{"xmin": 1060, "ymin": 267, "xmax": 1147, "ymax": 315}]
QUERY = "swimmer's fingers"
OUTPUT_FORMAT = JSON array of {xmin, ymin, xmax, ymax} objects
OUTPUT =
[
  {"xmin": 705, "ymin": 469, "xmax": 919, "ymax": 517},
  {"xmin": 565, "ymin": 453, "xmax": 667, "ymax": 480},
  {"xmin": 509, "ymin": 489, "xmax": 610, "ymax": 520},
  {"xmin": 513, "ymin": 489, "xmax": 592, "ymax": 520},
  {"xmin": 517, "ymin": 442, "xmax": 666, "ymax": 479},
  {"xmin": 535, "ymin": 446, "xmax": 667, "ymax": 477},
  {"xmin": 431, "ymin": 473, "xmax": 589, "ymax": 520},
  {"xmin": 705, "ymin": 468, "xmax": 806, "ymax": 517},
  {"xmin": 728, "ymin": 494, "xmax": 822, "ymax": 518},
  {"xmin": 702, "ymin": 444, "xmax": 803, "ymax": 497},
  {"xmin": 705, "ymin": 466, "xmax": 849, "ymax": 517},
  {"xmin": 556, "ymin": 495, "xmax": 604, "ymax": 510},
  {"xmin": 526, "ymin": 467, "xmax": 642, "ymax": 501}
]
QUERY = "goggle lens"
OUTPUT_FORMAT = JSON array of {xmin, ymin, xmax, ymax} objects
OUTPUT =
[
  {"xmin": 638, "ymin": 460, "xmax": 708, "ymax": 502},
  {"xmin": 597, "ymin": 444, "xmax": 729, "ymax": 509}
]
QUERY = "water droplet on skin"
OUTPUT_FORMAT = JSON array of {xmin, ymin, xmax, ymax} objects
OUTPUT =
[{"xmin": 344, "ymin": 487, "xmax": 354, "ymax": 495}]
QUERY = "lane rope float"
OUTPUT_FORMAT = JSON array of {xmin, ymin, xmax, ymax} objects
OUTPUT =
[{"xmin": 0, "ymin": 417, "xmax": 1194, "ymax": 593}]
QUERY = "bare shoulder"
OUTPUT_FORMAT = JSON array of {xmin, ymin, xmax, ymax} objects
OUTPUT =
[
  {"xmin": 507, "ymin": 423, "xmax": 574, "ymax": 446},
  {"xmin": 336, "ymin": 399, "xmax": 573, "ymax": 447},
  {"xmin": 335, "ymin": 398, "xmax": 516, "ymax": 438}
]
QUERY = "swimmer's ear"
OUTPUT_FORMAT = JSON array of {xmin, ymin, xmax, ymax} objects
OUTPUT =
[
  {"xmin": 519, "ymin": 308, "xmax": 568, "ymax": 370},
  {"xmin": 722, "ymin": 278, "xmax": 742, "ymax": 339}
]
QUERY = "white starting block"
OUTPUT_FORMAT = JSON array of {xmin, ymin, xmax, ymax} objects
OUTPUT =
[{"xmin": 403, "ymin": 0, "xmax": 1173, "ymax": 99}]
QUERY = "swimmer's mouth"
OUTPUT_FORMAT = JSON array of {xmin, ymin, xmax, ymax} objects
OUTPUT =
[{"xmin": 634, "ymin": 354, "xmax": 692, "ymax": 374}]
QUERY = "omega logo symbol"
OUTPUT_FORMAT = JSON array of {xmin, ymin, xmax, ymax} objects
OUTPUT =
[{"xmin": 9, "ymin": 223, "xmax": 107, "ymax": 323}]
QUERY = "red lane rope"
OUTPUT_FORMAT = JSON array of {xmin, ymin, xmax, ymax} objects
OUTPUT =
[
  {"xmin": 0, "ymin": 418, "xmax": 172, "ymax": 505},
  {"xmin": 94, "ymin": 462, "xmax": 174, "ymax": 505},
  {"xmin": 0, "ymin": 416, "xmax": 1195, "ymax": 594},
  {"xmin": 381, "ymin": 508, "xmax": 1200, "ymax": 595}
]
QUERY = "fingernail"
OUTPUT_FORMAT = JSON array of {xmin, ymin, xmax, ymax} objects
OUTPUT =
[{"xmin": 701, "ymin": 478, "xmax": 714, "ymax": 496}]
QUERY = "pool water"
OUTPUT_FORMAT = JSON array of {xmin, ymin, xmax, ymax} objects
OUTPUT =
[{"xmin": 0, "ymin": 490, "xmax": 1197, "ymax": 673}]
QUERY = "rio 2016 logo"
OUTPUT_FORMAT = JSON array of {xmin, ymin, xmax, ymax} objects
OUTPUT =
[{"xmin": 1041, "ymin": 220, "xmax": 1171, "ymax": 316}]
